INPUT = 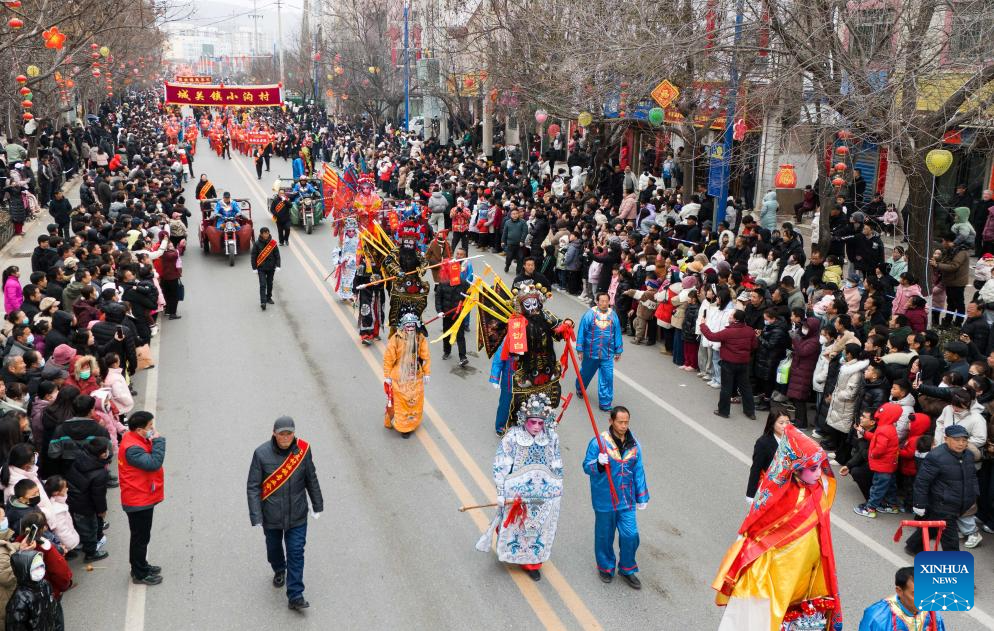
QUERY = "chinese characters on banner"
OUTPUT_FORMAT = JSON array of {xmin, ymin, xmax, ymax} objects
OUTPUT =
[
  {"xmin": 163, "ymin": 83, "xmax": 283, "ymax": 107},
  {"xmin": 173, "ymin": 75, "xmax": 213, "ymax": 84}
]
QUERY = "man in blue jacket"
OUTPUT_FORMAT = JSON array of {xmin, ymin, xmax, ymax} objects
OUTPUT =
[
  {"xmin": 575, "ymin": 292, "xmax": 623, "ymax": 411},
  {"xmin": 582, "ymin": 406, "xmax": 649, "ymax": 589},
  {"xmin": 858, "ymin": 566, "xmax": 945, "ymax": 630},
  {"xmin": 489, "ymin": 339, "xmax": 514, "ymax": 436}
]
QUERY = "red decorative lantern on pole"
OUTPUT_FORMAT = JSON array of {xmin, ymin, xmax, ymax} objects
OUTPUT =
[
  {"xmin": 835, "ymin": 145, "xmax": 849, "ymax": 156},
  {"xmin": 834, "ymin": 162, "xmax": 847, "ymax": 171},
  {"xmin": 832, "ymin": 176, "xmax": 846, "ymax": 188},
  {"xmin": 774, "ymin": 164, "xmax": 797, "ymax": 189},
  {"xmin": 7, "ymin": 18, "xmax": 24, "ymax": 29}
]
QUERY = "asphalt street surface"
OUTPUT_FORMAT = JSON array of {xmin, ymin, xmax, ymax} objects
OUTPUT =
[{"xmin": 34, "ymin": 146, "xmax": 992, "ymax": 630}]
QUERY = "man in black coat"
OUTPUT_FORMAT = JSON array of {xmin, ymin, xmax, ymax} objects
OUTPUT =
[
  {"xmin": 92, "ymin": 302, "xmax": 138, "ymax": 377},
  {"xmin": 906, "ymin": 425, "xmax": 979, "ymax": 554},
  {"xmin": 434, "ymin": 273, "xmax": 470, "ymax": 366},
  {"xmin": 30, "ymin": 236, "xmax": 60, "ymax": 274},
  {"xmin": 246, "ymin": 417, "xmax": 323, "ymax": 611},
  {"xmin": 250, "ymin": 227, "xmax": 281, "ymax": 310},
  {"xmin": 48, "ymin": 189, "xmax": 72, "ymax": 240},
  {"xmin": 49, "ymin": 395, "xmax": 111, "ymax": 475},
  {"xmin": 754, "ymin": 310, "xmax": 790, "ymax": 410},
  {"xmin": 960, "ymin": 300, "xmax": 990, "ymax": 361}
]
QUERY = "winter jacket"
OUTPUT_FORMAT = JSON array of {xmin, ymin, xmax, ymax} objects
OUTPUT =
[
  {"xmin": 682, "ymin": 302, "xmax": 701, "ymax": 343},
  {"xmin": 826, "ymin": 359, "xmax": 870, "ymax": 433},
  {"xmin": 582, "ymin": 430, "xmax": 649, "ymax": 512},
  {"xmin": 0, "ymin": 537, "xmax": 18, "ymax": 628},
  {"xmin": 39, "ymin": 498, "xmax": 78, "ymax": 552},
  {"xmin": 933, "ymin": 402, "xmax": 988, "ymax": 456},
  {"xmin": 247, "ymin": 437, "xmax": 324, "ymax": 530},
  {"xmin": 786, "ymin": 318, "xmax": 822, "ymax": 400},
  {"xmin": 754, "ymin": 320, "xmax": 790, "ymax": 380},
  {"xmin": 898, "ymin": 413, "xmax": 932, "ymax": 476},
  {"xmin": 935, "ymin": 245, "xmax": 970, "ymax": 287},
  {"xmin": 2, "ymin": 278, "xmax": 22, "ymax": 316},
  {"xmin": 91, "ymin": 304, "xmax": 137, "ymax": 377},
  {"xmin": 700, "ymin": 320, "xmax": 758, "ymax": 364},
  {"xmin": 866, "ymin": 403, "xmax": 900, "ymax": 474},
  {"xmin": 888, "ymin": 393, "xmax": 915, "ymax": 443},
  {"xmin": 892, "ymin": 284, "xmax": 923, "ymax": 315},
  {"xmin": 4, "ymin": 550, "xmax": 57, "ymax": 631},
  {"xmin": 860, "ymin": 375, "xmax": 889, "ymax": 418},
  {"xmin": 102, "ymin": 367, "xmax": 133, "ymax": 414},
  {"xmin": 427, "ymin": 191, "xmax": 448, "ymax": 215},
  {"xmin": 501, "ymin": 218, "xmax": 528, "ymax": 247},
  {"xmin": 913, "ymin": 444, "xmax": 979, "ymax": 517},
  {"xmin": 66, "ymin": 449, "xmax": 110, "ymax": 517},
  {"xmin": 249, "ymin": 237, "xmax": 281, "ymax": 273},
  {"xmin": 746, "ymin": 433, "xmax": 779, "ymax": 499},
  {"xmin": 71, "ymin": 300, "xmax": 100, "ymax": 331},
  {"xmin": 118, "ymin": 431, "xmax": 165, "ymax": 511},
  {"xmin": 760, "ymin": 191, "xmax": 778, "ymax": 231}
]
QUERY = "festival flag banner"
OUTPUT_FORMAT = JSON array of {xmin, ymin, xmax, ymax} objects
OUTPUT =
[
  {"xmin": 245, "ymin": 132, "xmax": 272, "ymax": 145},
  {"xmin": 322, "ymin": 165, "xmax": 340, "ymax": 218},
  {"xmin": 174, "ymin": 75, "xmax": 213, "ymax": 84},
  {"xmin": 163, "ymin": 82, "xmax": 283, "ymax": 107}
]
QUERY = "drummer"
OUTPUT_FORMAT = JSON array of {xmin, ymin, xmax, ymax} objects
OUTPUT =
[{"xmin": 212, "ymin": 192, "xmax": 245, "ymax": 229}]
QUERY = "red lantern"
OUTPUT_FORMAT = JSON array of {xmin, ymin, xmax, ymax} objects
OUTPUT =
[
  {"xmin": 834, "ymin": 162, "xmax": 847, "ymax": 171},
  {"xmin": 15, "ymin": 75, "xmax": 27, "ymax": 84},
  {"xmin": 832, "ymin": 176, "xmax": 846, "ymax": 188},
  {"xmin": 18, "ymin": 87, "xmax": 30, "ymax": 96},
  {"xmin": 90, "ymin": 43, "xmax": 98, "ymax": 49},
  {"xmin": 835, "ymin": 145, "xmax": 849, "ymax": 156},
  {"xmin": 774, "ymin": 164, "xmax": 797, "ymax": 189},
  {"xmin": 21, "ymin": 100, "xmax": 32, "ymax": 108},
  {"xmin": 8, "ymin": 18, "xmax": 24, "ymax": 29},
  {"xmin": 7, "ymin": 0, "xmax": 22, "ymax": 7},
  {"xmin": 22, "ymin": 112, "xmax": 33, "ymax": 121},
  {"xmin": 837, "ymin": 130, "xmax": 853, "ymax": 140},
  {"xmin": 547, "ymin": 123, "xmax": 561, "ymax": 139},
  {"xmin": 92, "ymin": 69, "xmax": 101, "ymax": 77}
]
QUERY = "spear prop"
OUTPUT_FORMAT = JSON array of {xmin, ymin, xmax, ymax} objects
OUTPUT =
[
  {"xmin": 423, "ymin": 300, "xmax": 463, "ymax": 327},
  {"xmin": 354, "ymin": 255, "xmax": 484, "ymax": 290},
  {"xmin": 561, "ymin": 324, "xmax": 619, "ymax": 508},
  {"xmin": 554, "ymin": 393, "xmax": 574, "ymax": 426}
]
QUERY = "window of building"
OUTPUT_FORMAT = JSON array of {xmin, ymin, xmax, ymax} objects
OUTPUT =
[
  {"xmin": 848, "ymin": 9, "xmax": 895, "ymax": 62},
  {"xmin": 949, "ymin": 0, "xmax": 994, "ymax": 61}
]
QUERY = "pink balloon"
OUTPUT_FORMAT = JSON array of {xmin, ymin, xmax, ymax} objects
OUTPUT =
[{"xmin": 534, "ymin": 109, "xmax": 548, "ymax": 124}]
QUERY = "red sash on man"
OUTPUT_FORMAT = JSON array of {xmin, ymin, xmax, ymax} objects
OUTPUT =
[
  {"xmin": 196, "ymin": 180, "xmax": 214, "ymax": 200},
  {"xmin": 271, "ymin": 198, "xmax": 285, "ymax": 222},
  {"xmin": 260, "ymin": 439, "xmax": 310, "ymax": 500},
  {"xmin": 256, "ymin": 239, "xmax": 278, "ymax": 269}
]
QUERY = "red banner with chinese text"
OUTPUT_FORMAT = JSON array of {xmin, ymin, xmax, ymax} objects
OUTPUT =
[
  {"xmin": 174, "ymin": 75, "xmax": 212, "ymax": 84},
  {"xmin": 163, "ymin": 83, "xmax": 283, "ymax": 107},
  {"xmin": 245, "ymin": 132, "xmax": 272, "ymax": 145}
]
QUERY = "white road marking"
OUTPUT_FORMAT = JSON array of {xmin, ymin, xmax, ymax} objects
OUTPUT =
[{"xmin": 123, "ymin": 296, "xmax": 163, "ymax": 631}]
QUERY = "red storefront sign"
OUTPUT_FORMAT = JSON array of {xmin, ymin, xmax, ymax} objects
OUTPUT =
[{"xmin": 163, "ymin": 83, "xmax": 283, "ymax": 107}]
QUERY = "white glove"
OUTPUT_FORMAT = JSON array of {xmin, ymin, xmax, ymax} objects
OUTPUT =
[
  {"xmin": 496, "ymin": 496, "xmax": 505, "ymax": 507},
  {"xmin": 491, "ymin": 382, "xmax": 500, "ymax": 390},
  {"xmin": 275, "ymin": 267, "xmax": 281, "ymax": 273},
  {"xmin": 423, "ymin": 375, "xmax": 430, "ymax": 384},
  {"xmin": 636, "ymin": 503, "xmax": 647, "ymax": 511},
  {"xmin": 311, "ymin": 511, "xmax": 321, "ymax": 520},
  {"xmin": 745, "ymin": 497, "xmax": 753, "ymax": 505},
  {"xmin": 253, "ymin": 523, "xmax": 262, "ymax": 528},
  {"xmin": 384, "ymin": 378, "xmax": 392, "ymax": 385},
  {"xmin": 597, "ymin": 452, "xmax": 609, "ymax": 466},
  {"xmin": 913, "ymin": 507, "xmax": 926, "ymax": 517}
]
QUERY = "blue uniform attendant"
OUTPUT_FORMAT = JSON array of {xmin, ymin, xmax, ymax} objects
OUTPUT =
[
  {"xmin": 489, "ymin": 340, "xmax": 514, "ymax": 434},
  {"xmin": 858, "ymin": 596, "xmax": 945, "ymax": 630},
  {"xmin": 575, "ymin": 307, "xmax": 623, "ymax": 410},
  {"xmin": 213, "ymin": 199, "xmax": 242, "ymax": 229},
  {"xmin": 583, "ymin": 430, "xmax": 649, "ymax": 577}
]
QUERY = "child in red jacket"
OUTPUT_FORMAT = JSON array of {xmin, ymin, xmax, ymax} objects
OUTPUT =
[
  {"xmin": 854, "ymin": 402, "xmax": 901, "ymax": 518},
  {"xmin": 897, "ymin": 412, "xmax": 932, "ymax": 510}
]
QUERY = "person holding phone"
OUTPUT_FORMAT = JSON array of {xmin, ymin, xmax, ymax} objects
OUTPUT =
[{"xmin": 118, "ymin": 411, "xmax": 165, "ymax": 586}]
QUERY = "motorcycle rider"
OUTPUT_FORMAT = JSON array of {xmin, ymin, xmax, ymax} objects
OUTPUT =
[{"xmin": 212, "ymin": 192, "xmax": 244, "ymax": 230}]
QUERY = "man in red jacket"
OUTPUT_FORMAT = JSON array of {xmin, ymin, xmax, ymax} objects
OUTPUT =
[
  {"xmin": 855, "ymin": 402, "xmax": 901, "ymax": 518},
  {"xmin": 118, "ymin": 411, "xmax": 166, "ymax": 585},
  {"xmin": 700, "ymin": 309, "xmax": 758, "ymax": 420}
]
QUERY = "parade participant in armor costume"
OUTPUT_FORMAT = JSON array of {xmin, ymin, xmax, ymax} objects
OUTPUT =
[
  {"xmin": 355, "ymin": 253, "xmax": 385, "ymax": 345},
  {"xmin": 195, "ymin": 174, "xmax": 216, "ymax": 201},
  {"xmin": 713, "ymin": 424, "xmax": 842, "ymax": 631},
  {"xmin": 382, "ymin": 227, "xmax": 430, "ymax": 334},
  {"xmin": 425, "ymin": 230, "xmax": 452, "ymax": 284},
  {"xmin": 331, "ymin": 218, "xmax": 360, "ymax": 302},
  {"xmin": 382, "ymin": 312, "xmax": 431, "ymax": 438},
  {"xmin": 353, "ymin": 175, "xmax": 383, "ymax": 233},
  {"xmin": 395, "ymin": 200, "xmax": 430, "ymax": 253},
  {"xmin": 476, "ymin": 394, "xmax": 564, "ymax": 582},
  {"xmin": 497, "ymin": 282, "xmax": 570, "ymax": 434},
  {"xmin": 575, "ymin": 292, "xmax": 623, "ymax": 411}
]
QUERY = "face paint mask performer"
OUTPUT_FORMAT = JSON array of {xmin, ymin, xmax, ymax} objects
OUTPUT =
[
  {"xmin": 382, "ymin": 312, "xmax": 431, "ymax": 439},
  {"xmin": 712, "ymin": 424, "xmax": 842, "ymax": 631}
]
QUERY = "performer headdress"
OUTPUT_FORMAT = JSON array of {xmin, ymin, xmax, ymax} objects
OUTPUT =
[
  {"xmin": 511, "ymin": 282, "xmax": 551, "ymax": 316},
  {"xmin": 399, "ymin": 312, "xmax": 420, "ymax": 331},
  {"xmin": 516, "ymin": 393, "xmax": 556, "ymax": 426}
]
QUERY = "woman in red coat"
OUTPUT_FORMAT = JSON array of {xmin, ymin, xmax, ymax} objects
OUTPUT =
[
  {"xmin": 786, "ymin": 316, "xmax": 822, "ymax": 428},
  {"xmin": 158, "ymin": 241, "xmax": 183, "ymax": 320}
]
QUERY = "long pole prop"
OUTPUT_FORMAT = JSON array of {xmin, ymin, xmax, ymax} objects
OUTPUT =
[
  {"xmin": 354, "ymin": 255, "xmax": 484, "ymax": 289},
  {"xmin": 562, "ymin": 328, "xmax": 619, "ymax": 508}
]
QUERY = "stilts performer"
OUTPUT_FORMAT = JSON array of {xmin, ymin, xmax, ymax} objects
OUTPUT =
[
  {"xmin": 352, "ymin": 174, "xmax": 383, "ymax": 234},
  {"xmin": 476, "ymin": 393, "xmax": 563, "ymax": 582},
  {"xmin": 354, "ymin": 251, "xmax": 385, "ymax": 345},
  {"xmin": 331, "ymin": 217, "xmax": 360, "ymax": 302},
  {"xmin": 382, "ymin": 312, "xmax": 431, "ymax": 439},
  {"xmin": 712, "ymin": 425, "xmax": 842, "ymax": 631},
  {"xmin": 442, "ymin": 268, "xmax": 570, "ymax": 435}
]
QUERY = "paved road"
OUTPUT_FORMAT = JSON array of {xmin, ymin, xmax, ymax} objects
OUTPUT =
[{"xmin": 38, "ymin": 146, "xmax": 991, "ymax": 630}]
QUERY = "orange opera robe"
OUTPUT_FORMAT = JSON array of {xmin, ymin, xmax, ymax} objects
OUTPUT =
[{"xmin": 382, "ymin": 330, "xmax": 430, "ymax": 433}]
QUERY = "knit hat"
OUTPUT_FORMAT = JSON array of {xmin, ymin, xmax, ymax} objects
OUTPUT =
[
  {"xmin": 51, "ymin": 344, "xmax": 77, "ymax": 368},
  {"xmin": 682, "ymin": 276, "xmax": 699, "ymax": 289},
  {"xmin": 39, "ymin": 297, "xmax": 59, "ymax": 312}
]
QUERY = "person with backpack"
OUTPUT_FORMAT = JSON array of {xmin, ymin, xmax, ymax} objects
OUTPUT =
[{"xmin": 66, "ymin": 438, "xmax": 110, "ymax": 562}]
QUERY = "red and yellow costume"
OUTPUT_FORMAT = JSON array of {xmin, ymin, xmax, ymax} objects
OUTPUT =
[
  {"xmin": 713, "ymin": 425, "xmax": 842, "ymax": 631},
  {"xmin": 352, "ymin": 176, "xmax": 382, "ymax": 234}
]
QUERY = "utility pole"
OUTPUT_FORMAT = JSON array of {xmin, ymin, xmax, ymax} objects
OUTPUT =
[
  {"xmin": 251, "ymin": 0, "xmax": 261, "ymax": 57},
  {"xmin": 714, "ymin": 0, "xmax": 745, "ymax": 227},
  {"xmin": 276, "ymin": 0, "xmax": 286, "ymax": 89},
  {"xmin": 403, "ymin": 0, "xmax": 410, "ymax": 130}
]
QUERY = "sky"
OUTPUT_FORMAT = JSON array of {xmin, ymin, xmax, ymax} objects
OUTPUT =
[{"xmin": 167, "ymin": 0, "xmax": 303, "ymax": 41}]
